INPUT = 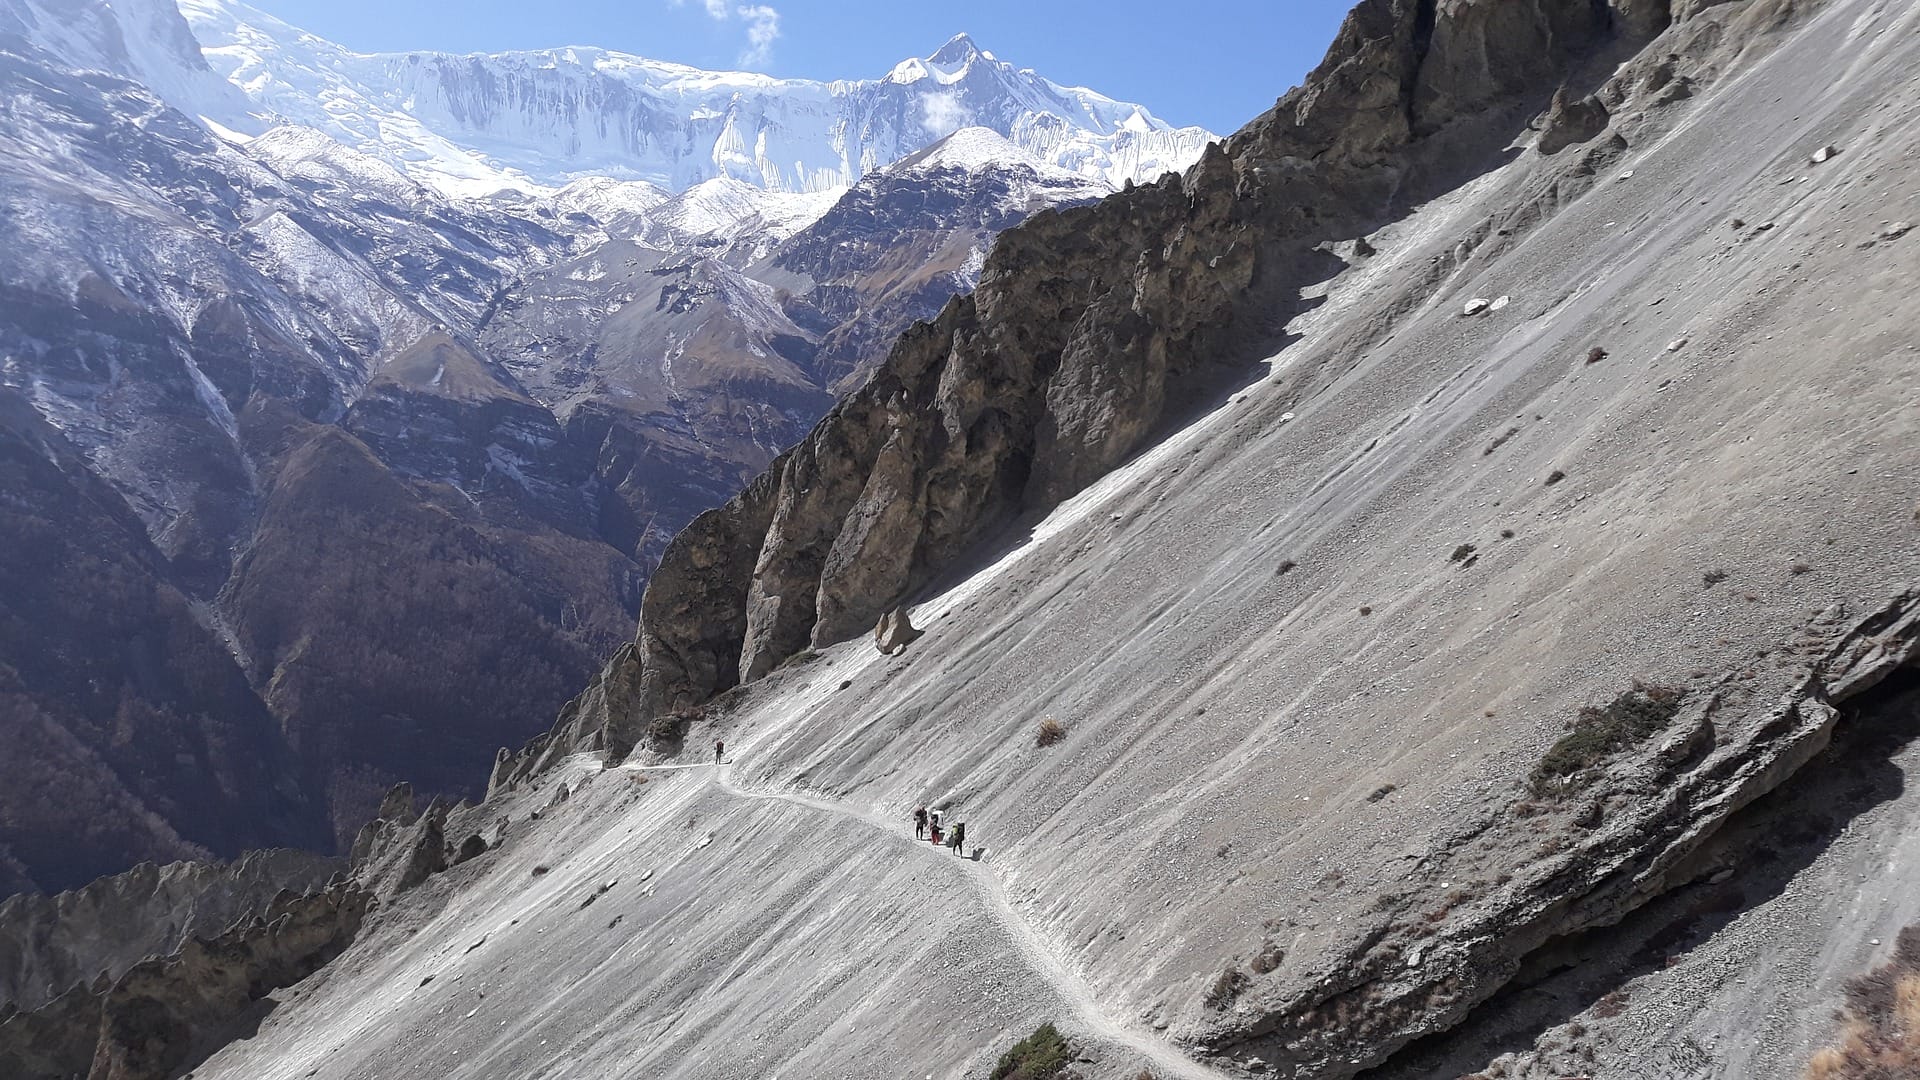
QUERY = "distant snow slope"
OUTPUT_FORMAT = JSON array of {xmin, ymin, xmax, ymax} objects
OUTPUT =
[{"xmin": 153, "ymin": 0, "xmax": 1214, "ymax": 198}]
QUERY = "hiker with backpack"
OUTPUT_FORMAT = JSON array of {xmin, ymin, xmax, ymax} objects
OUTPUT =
[{"xmin": 914, "ymin": 807, "xmax": 927, "ymax": 839}]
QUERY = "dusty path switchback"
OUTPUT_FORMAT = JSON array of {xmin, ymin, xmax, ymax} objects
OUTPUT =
[{"xmin": 624, "ymin": 757, "xmax": 1233, "ymax": 1080}]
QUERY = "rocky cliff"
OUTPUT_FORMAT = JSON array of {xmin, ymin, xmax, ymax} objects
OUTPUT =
[
  {"xmin": 523, "ymin": 0, "xmax": 1681, "ymax": 765},
  {"xmin": 0, "ymin": 850, "xmax": 341, "ymax": 1017}
]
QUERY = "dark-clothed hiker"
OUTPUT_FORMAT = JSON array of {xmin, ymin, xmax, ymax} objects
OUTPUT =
[
  {"xmin": 714, "ymin": 739, "xmax": 724, "ymax": 764},
  {"xmin": 951, "ymin": 822, "xmax": 966, "ymax": 855},
  {"xmin": 914, "ymin": 807, "xmax": 927, "ymax": 839}
]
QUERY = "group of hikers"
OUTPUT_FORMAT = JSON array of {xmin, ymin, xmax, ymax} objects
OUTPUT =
[
  {"xmin": 710, "ymin": 740, "xmax": 970, "ymax": 857},
  {"xmin": 913, "ymin": 806, "xmax": 968, "ymax": 856}
]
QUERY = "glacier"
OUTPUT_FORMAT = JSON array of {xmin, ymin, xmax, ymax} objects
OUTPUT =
[{"xmin": 158, "ymin": 0, "xmax": 1217, "ymax": 199}]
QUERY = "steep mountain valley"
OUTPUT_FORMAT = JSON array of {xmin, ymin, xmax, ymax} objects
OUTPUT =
[{"xmin": 3, "ymin": 0, "xmax": 1919, "ymax": 1077}]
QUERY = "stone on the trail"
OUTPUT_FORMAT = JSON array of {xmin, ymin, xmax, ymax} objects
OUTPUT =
[
  {"xmin": 1489, "ymin": 294, "xmax": 1511, "ymax": 312},
  {"xmin": 1881, "ymin": 221, "xmax": 1913, "ymax": 241},
  {"xmin": 1462, "ymin": 298, "xmax": 1491, "ymax": 317},
  {"xmin": 1280, "ymin": 412, "xmax": 1296, "ymax": 423},
  {"xmin": 1666, "ymin": 337, "xmax": 1689, "ymax": 352},
  {"xmin": 1810, "ymin": 144, "xmax": 1838, "ymax": 164}
]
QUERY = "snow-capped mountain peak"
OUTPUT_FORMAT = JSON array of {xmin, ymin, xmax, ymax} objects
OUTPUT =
[{"xmin": 16, "ymin": 0, "xmax": 1216, "ymax": 201}]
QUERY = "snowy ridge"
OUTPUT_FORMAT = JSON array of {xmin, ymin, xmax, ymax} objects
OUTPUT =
[{"xmin": 149, "ymin": 1, "xmax": 1216, "ymax": 199}]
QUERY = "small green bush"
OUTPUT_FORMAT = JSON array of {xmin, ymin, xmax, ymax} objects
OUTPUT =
[
  {"xmin": 992, "ymin": 1023, "xmax": 1073, "ymax": 1080},
  {"xmin": 1529, "ymin": 681, "xmax": 1685, "ymax": 796}
]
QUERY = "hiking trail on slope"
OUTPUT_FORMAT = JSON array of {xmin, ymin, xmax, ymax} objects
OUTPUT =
[{"xmin": 626, "ymin": 756, "xmax": 1230, "ymax": 1080}]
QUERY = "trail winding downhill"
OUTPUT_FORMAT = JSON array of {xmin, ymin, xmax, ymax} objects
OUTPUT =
[{"xmin": 625, "ymin": 756, "xmax": 1231, "ymax": 1080}]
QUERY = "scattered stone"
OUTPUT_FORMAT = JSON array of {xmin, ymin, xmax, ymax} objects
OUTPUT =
[
  {"xmin": 1463, "ymin": 298, "xmax": 1492, "ymax": 317},
  {"xmin": 1618, "ymin": 169, "xmax": 1634, "ymax": 180},
  {"xmin": 1276, "ymin": 559, "xmax": 1298, "ymax": 576},
  {"xmin": 1353, "ymin": 236, "xmax": 1376, "ymax": 257},
  {"xmin": 531, "ymin": 865, "xmax": 550, "ymax": 877},
  {"xmin": 1809, "ymin": 144, "xmax": 1838, "ymax": 164},
  {"xmin": 1358, "ymin": 606, "xmax": 1373, "ymax": 617},
  {"xmin": 1366, "ymin": 784, "xmax": 1398, "ymax": 803},
  {"xmin": 1545, "ymin": 470, "xmax": 1567, "ymax": 486},
  {"xmin": 1279, "ymin": 411, "xmax": 1296, "ymax": 423},
  {"xmin": 1666, "ymin": 337, "xmax": 1689, "ymax": 352},
  {"xmin": 873, "ymin": 605, "xmax": 925, "ymax": 656},
  {"xmin": 1881, "ymin": 221, "xmax": 1913, "ymax": 241},
  {"xmin": 1449, "ymin": 543, "xmax": 1477, "ymax": 563},
  {"xmin": 1585, "ymin": 346, "xmax": 1608, "ymax": 364},
  {"xmin": 838, "ymin": 679, "xmax": 853, "ymax": 691},
  {"xmin": 418, "ymin": 975, "xmax": 434, "ymax": 987},
  {"xmin": 1489, "ymin": 294, "xmax": 1511, "ymax": 311},
  {"xmin": 1703, "ymin": 568, "xmax": 1730, "ymax": 587},
  {"xmin": 1756, "ymin": 221, "xmax": 1776, "ymax": 231},
  {"xmin": 1730, "ymin": 218, "xmax": 1745, "ymax": 229}
]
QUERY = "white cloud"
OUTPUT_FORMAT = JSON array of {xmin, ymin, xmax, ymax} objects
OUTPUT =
[
  {"xmin": 735, "ymin": 5, "xmax": 780, "ymax": 67},
  {"xmin": 670, "ymin": 0, "xmax": 782, "ymax": 68},
  {"xmin": 920, "ymin": 92, "xmax": 970, "ymax": 138}
]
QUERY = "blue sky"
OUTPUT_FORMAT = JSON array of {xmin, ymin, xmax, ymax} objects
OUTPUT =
[{"xmin": 241, "ymin": 0, "xmax": 1355, "ymax": 135}]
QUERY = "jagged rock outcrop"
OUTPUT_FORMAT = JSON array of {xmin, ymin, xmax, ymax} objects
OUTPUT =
[
  {"xmin": 517, "ymin": 0, "xmax": 1680, "ymax": 761},
  {"xmin": 1205, "ymin": 591, "xmax": 1920, "ymax": 1075},
  {"xmin": 0, "ymin": 850, "xmax": 342, "ymax": 1016},
  {"xmin": 352, "ymin": 800, "xmax": 449, "ymax": 902},
  {"xmin": 1536, "ymin": 86, "xmax": 1613, "ymax": 154},
  {"xmin": 873, "ymin": 606, "xmax": 924, "ymax": 655},
  {"xmin": 0, "ymin": 882, "xmax": 367, "ymax": 1080}
]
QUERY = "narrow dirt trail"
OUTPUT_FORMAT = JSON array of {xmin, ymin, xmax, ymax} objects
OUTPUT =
[{"xmin": 624, "ymin": 757, "xmax": 1232, "ymax": 1080}]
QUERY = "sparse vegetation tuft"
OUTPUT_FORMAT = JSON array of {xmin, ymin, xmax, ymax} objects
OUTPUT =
[
  {"xmin": 1205, "ymin": 964, "xmax": 1251, "ymax": 1009},
  {"xmin": 1529, "ymin": 680, "xmax": 1686, "ymax": 796},
  {"xmin": 1450, "ymin": 543, "xmax": 1477, "ymax": 563},
  {"xmin": 1035, "ymin": 717, "xmax": 1068, "ymax": 747},
  {"xmin": 1806, "ymin": 927, "xmax": 1920, "ymax": 1080},
  {"xmin": 992, "ymin": 1023, "xmax": 1074, "ymax": 1080},
  {"xmin": 1545, "ymin": 469, "xmax": 1566, "ymax": 486},
  {"xmin": 1703, "ymin": 568, "xmax": 1730, "ymax": 587}
]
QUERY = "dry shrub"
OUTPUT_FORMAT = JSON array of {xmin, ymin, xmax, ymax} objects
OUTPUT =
[
  {"xmin": 1035, "ymin": 717, "xmax": 1068, "ymax": 747},
  {"xmin": 1205, "ymin": 964, "xmax": 1251, "ymax": 1008},
  {"xmin": 992, "ymin": 1023, "xmax": 1072, "ymax": 1080},
  {"xmin": 1806, "ymin": 926, "xmax": 1920, "ymax": 1079},
  {"xmin": 1529, "ymin": 680, "xmax": 1685, "ymax": 796}
]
